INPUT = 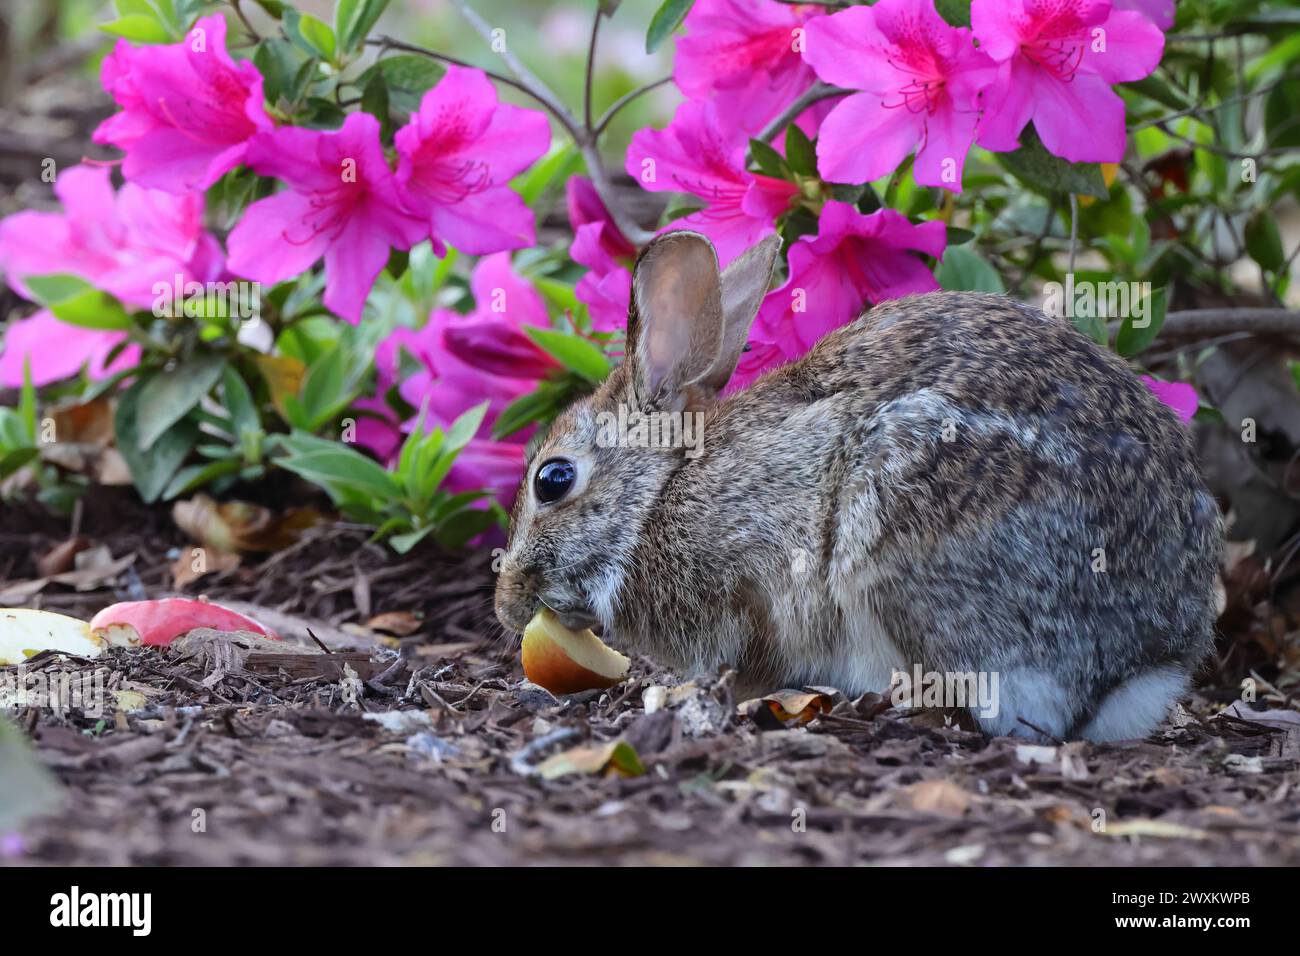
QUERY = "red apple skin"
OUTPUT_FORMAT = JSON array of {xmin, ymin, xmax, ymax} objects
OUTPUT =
[{"xmin": 89, "ymin": 599, "xmax": 278, "ymax": 647}]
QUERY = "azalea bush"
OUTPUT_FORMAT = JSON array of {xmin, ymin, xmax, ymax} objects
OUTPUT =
[{"xmin": 0, "ymin": 0, "xmax": 1296, "ymax": 546}]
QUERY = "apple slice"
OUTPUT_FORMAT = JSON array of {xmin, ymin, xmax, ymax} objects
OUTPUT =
[
  {"xmin": 89, "ymin": 598, "xmax": 278, "ymax": 647},
  {"xmin": 0, "ymin": 608, "xmax": 113, "ymax": 665},
  {"xmin": 521, "ymin": 609, "xmax": 629, "ymax": 695}
]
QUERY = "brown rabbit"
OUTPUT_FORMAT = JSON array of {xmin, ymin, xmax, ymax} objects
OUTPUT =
[{"xmin": 495, "ymin": 231, "xmax": 1222, "ymax": 742}]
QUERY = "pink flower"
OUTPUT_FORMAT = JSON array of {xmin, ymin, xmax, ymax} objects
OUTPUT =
[
  {"xmin": 0, "ymin": 164, "xmax": 223, "ymax": 386},
  {"xmin": 93, "ymin": 14, "xmax": 273, "ymax": 193},
  {"xmin": 567, "ymin": 177, "xmax": 634, "ymax": 333},
  {"xmin": 1140, "ymin": 375, "xmax": 1197, "ymax": 422},
  {"xmin": 227, "ymin": 113, "xmax": 428, "ymax": 323},
  {"xmin": 972, "ymin": 0, "xmax": 1165, "ymax": 163},
  {"xmin": 0, "ymin": 310, "xmax": 139, "ymax": 388},
  {"xmin": 675, "ymin": 0, "xmax": 826, "ymax": 136},
  {"xmin": 362, "ymin": 255, "xmax": 559, "ymax": 504},
  {"xmin": 804, "ymin": 0, "xmax": 994, "ymax": 191},
  {"xmin": 730, "ymin": 202, "xmax": 945, "ymax": 389},
  {"xmin": 626, "ymin": 99, "xmax": 798, "ymax": 267},
  {"xmin": 1114, "ymin": 0, "xmax": 1175, "ymax": 31},
  {"xmin": 394, "ymin": 66, "xmax": 550, "ymax": 256},
  {"xmin": 439, "ymin": 252, "xmax": 558, "ymax": 379}
]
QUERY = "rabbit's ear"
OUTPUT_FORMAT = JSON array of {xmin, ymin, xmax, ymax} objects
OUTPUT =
[
  {"xmin": 630, "ymin": 231, "xmax": 724, "ymax": 405},
  {"xmin": 698, "ymin": 234, "xmax": 782, "ymax": 390}
]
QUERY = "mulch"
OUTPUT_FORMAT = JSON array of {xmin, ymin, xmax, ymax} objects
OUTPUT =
[{"xmin": 2, "ymin": 493, "xmax": 1299, "ymax": 866}]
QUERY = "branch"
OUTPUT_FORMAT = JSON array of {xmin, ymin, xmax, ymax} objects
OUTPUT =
[
  {"xmin": 584, "ymin": 6, "xmax": 601, "ymax": 134},
  {"xmin": 450, "ymin": 0, "xmax": 581, "ymax": 141},
  {"xmin": 1106, "ymin": 308, "xmax": 1300, "ymax": 344},
  {"xmin": 752, "ymin": 81, "xmax": 848, "ymax": 149},
  {"xmin": 448, "ymin": 0, "xmax": 653, "ymax": 245},
  {"xmin": 593, "ymin": 77, "xmax": 673, "ymax": 137}
]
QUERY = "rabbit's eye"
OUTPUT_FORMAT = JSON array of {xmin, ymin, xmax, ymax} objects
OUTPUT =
[{"xmin": 534, "ymin": 458, "xmax": 576, "ymax": 504}]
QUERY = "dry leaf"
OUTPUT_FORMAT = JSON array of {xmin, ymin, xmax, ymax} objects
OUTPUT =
[
  {"xmin": 536, "ymin": 739, "xmax": 646, "ymax": 780},
  {"xmin": 897, "ymin": 778, "xmax": 971, "ymax": 817},
  {"xmin": 36, "ymin": 537, "xmax": 90, "ymax": 578},
  {"xmin": 173, "ymin": 494, "xmax": 321, "ymax": 553},
  {"xmin": 255, "ymin": 354, "xmax": 307, "ymax": 419},
  {"xmin": 171, "ymin": 547, "xmax": 241, "ymax": 588},
  {"xmin": 739, "ymin": 688, "xmax": 833, "ymax": 727},
  {"xmin": 365, "ymin": 611, "xmax": 424, "ymax": 636}
]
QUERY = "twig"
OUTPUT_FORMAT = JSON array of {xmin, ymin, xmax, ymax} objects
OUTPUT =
[
  {"xmin": 593, "ymin": 77, "xmax": 672, "ymax": 137},
  {"xmin": 1104, "ymin": 308, "xmax": 1300, "ymax": 347},
  {"xmin": 367, "ymin": 37, "xmax": 560, "ymax": 126},
  {"xmin": 446, "ymin": 0, "xmax": 654, "ymax": 245},
  {"xmin": 1132, "ymin": 77, "xmax": 1288, "ymax": 131},
  {"xmin": 229, "ymin": 0, "xmax": 262, "ymax": 43},
  {"xmin": 750, "ymin": 81, "xmax": 848, "ymax": 153},
  {"xmin": 1016, "ymin": 716, "xmax": 1065, "ymax": 746},
  {"xmin": 584, "ymin": 6, "xmax": 601, "ymax": 134}
]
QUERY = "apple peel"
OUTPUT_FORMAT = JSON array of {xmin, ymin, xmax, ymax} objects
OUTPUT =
[
  {"xmin": 89, "ymin": 598, "xmax": 279, "ymax": 648},
  {"xmin": 521, "ymin": 609, "xmax": 629, "ymax": 695}
]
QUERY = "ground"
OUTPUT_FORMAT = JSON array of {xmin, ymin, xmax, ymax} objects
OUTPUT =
[{"xmin": 2, "ymin": 491, "xmax": 1299, "ymax": 866}]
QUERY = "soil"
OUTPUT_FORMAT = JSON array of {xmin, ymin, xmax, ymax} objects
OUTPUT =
[{"xmin": 2, "ymin": 494, "xmax": 1299, "ymax": 866}]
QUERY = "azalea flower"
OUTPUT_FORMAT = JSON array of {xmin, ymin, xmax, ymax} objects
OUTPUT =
[
  {"xmin": 803, "ymin": 0, "xmax": 994, "ymax": 191},
  {"xmin": 0, "ymin": 164, "xmax": 223, "ymax": 386},
  {"xmin": 567, "ymin": 177, "xmax": 634, "ymax": 333},
  {"xmin": 394, "ymin": 66, "xmax": 551, "ymax": 256},
  {"xmin": 730, "ymin": 202, "xmax": 946, "ymax": 390},
  {"xmin": 1140, "ymin": 375, "xmax": 1198, "ymax": 423},
  {"xmin": 625, "ymin": 99, "xmax": 798, "ymax": 267},
  {"xmin": 227, "ymin": 112, "xmax": 428, "ymax": 323},
  {"xmin": 972, "ymin": 0, "xmax": 1165, "ymax": 163},
  {"xmin": 675, "ymin": 0, "xmax": 827, "ymax": 136},
  {"xmin": 439, "ymin": 252, "xmax": 558, "ymax": 379},
  {"xmin": 94, "ymin": 13, "xmax": 274, "ymax": 193},
  {"xmin": 361, "ymin": 255, "xmax": 557, "ymax": 504}
]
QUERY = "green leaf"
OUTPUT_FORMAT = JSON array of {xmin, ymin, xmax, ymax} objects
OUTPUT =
[
  {"xmin": 646, "ymin": 0, "xmax": 693, "ymax": 53},
  {"xmin": 115, "ymin": 378, "xmax": 199, "ymax": 503},
  {"xmin": 162, "ymin": 458, "xmax": 243, "ymax": 500},
  {"xmin": 220, "ymin": 366, "xmax": 261, "ymax": 442},
  {"xmin": 934, "ymin": 0, "xmax": 972, "ymax": 27},
  {"xmin": 445, "ymin": 401, "xmax": 490, "ymax": 455},
  {"xmin": 1289, "ymin": 360, "xmax": 1300, "ymax": 394},
  {"xmin": 433, "ymin": 505, "xmax": 500, "ymax": 549},
  {"xmin": 334, "ymin": 0, "xmax": 390, "ymax": 54},
  {"xmin": 0, "ymin": 447, "xmax": 38, "ymax": 482},
  {"xmin": 524, "ymin": 327, "xmax": 611, "ymax": 382},
  {"xmin": 23, "ymin": 273, "xmax": 133, "ymax": 330},
  {"xmin": 783, "ymin": 123, "xmax": 817, "ymax": 178},
  {"xmin": 134, "ymin": 356, "xmax": 226, "ymax": 451},
  {"xmin": 389, "ymin": 526, "xmax": 434, "ymax": 554},
  {"xmin": 100, "ymin": 14, "xmax": 171, "ymax": 44},
  {"xmin": 1115, "ymin": 286, "xmax": 1168, "ymax": 357},
  {"xmin": 1245, "ymin": 213, "xmax": 1285, "ymax": 273},
  {"xmin": 997, "ymin": 125, "xmax": 1109, "ymax": 199},
  {"xmin": 255, "ymin": 38, "xmax": 309, "ymax": 105},
  {"xmin": 284, "ymin": 8, "xmax": 336, "ymax": 61},
  {"xmin": 935, "ymin": 246, "xmax": 1005, "ymax": 293},
  {"xmin": 276, "ymin": 447, "xmax": 400, "ymax": 502},
  {"xmin": 493, "ymin": 380, "xmax": 569, "ymax": 440},
  {"xmin": 513, "ymin": 141, "xmax": 582, "ymax": 206},
  {"xmin": 358, "ymin": 54, "xmax": 445, "ymax": 116},
  {"xmin": 360, "ymin": 68, "xmax": 391, "ymax": 137},
  {"xmin": 747, "ymin": 138, "xmax": 790, "ymax": 179}
]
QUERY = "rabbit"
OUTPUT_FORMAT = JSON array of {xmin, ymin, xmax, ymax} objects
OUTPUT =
[{"xmin": 495, "ymin": 230, "xmax": 1223, "ymax": 742}]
